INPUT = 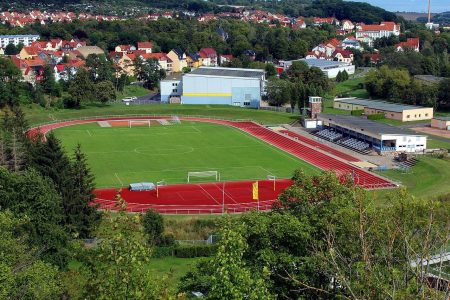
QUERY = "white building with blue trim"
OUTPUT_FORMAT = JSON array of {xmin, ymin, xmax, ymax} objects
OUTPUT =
[{"xmin": 180, "ymin": 67, "xmax": 265, "ymax": 108}]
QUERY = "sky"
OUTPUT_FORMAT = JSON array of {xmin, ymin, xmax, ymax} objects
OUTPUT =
[{"xmin": 348, "ymin": 0, "xmax": 449, "ymax": 13}]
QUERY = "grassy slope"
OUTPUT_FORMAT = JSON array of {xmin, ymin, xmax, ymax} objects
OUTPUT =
[
  {"xmin": 375, "ymin": 157, "xmax": 450, "ymax": 198},
  {"xmin": 327, "ymin": 77, "xmax": 369, "ymax": 99},
  {"xmin": 115, "ymin": 85, "xmax": 151, "ymax": 101},
  {"xmin": 24, "ymin": 103, "xmax": 298, "ymax": 126},
  {"xmin": 53, "ymin": 121, "xmax": 318, "ymax": 187}
]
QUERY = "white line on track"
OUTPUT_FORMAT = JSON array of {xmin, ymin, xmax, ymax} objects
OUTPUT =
[
  {"xmin": 198, "ymin": 184, "xmax": 221, "ymax": 205},
  {"xmin": 213, "ymin": 182, "xmax": 239, "ymax": 204},
  {"xmin": 114, "ymin": 173, "xmax": 124, "ymax": 186}
]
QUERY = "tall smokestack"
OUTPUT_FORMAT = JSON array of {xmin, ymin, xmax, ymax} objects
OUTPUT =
[{"xmin": 427, "ymin": 0, "xmax": 431, "ymax": 23}]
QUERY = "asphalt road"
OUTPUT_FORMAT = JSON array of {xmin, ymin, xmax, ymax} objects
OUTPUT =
[{"xmin": 132, "ymin": 93, "xmax": 161, "ymax": 104}]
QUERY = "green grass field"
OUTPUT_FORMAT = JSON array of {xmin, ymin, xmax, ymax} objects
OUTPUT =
[
  {"xmin": 24, "ymin": 103, "xmax": 298, "ymax": 126},
  {"xmin": 375, "ymin": 157, "xmax": 450, "ymax": 198},
  {"xmin": 53, "ymin": 121, "xmax": 318, "ymax": 187}
]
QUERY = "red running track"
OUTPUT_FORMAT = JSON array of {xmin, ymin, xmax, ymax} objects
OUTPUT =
[
  {"xmin": 278, "ymin": 130, "xmax": 360, "ymax": 162},
  {"xmin": 29, "ymin": 116, "xmax": 397, "ymax": 214},
  {"xmin": 95, "ymin": 179, "xmax": 292, "ymax": 214}
]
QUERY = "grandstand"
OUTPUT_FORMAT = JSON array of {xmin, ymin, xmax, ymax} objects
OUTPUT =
[{"xmin": 317, "ymin": 114, "xmax": 427, "ymax": 154}]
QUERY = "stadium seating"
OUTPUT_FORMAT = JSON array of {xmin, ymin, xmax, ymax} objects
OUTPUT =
[
  {"xmin": 315, "ymin": 128, "xmax": 343, "ymax": 141},
  {"xmin": 338, "ymin": 138, "xmax": 370, "ymax": 154}
]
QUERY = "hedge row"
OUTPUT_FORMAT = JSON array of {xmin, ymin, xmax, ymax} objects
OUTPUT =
[
  {"xmin": 175, "ymin": 244, "xmax": 217, "ymax": 258},
  {"xmin": 152, "ymin": 244, "xmax": 217, "ymax": 258},
  {"xmin": 351, "ymin": 110, "xmax": 364, "ymax": 116},
  {"xmin": 367, "ymin": 113, "xmax": 385, "ymax": 120}
]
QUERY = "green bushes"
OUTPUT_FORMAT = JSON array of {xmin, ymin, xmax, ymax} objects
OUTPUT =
[
  {"xmin": 152, "ymin": 244, "xmax": 217, "ymax": 258},
  {"xmin": 351, "ymin": 110, "xmax": 364, "ymax": 116},
  {"xmin": 367, "ymin": 113, "xmax": 385, "ymax": 120},
  {"xmin": 175, "ymin": 244, "xmax": 217, "ymax": 258}
]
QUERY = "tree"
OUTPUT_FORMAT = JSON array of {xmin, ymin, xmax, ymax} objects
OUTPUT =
[
  {"xmin": 437, "ymin": 78, "xmax": 450, "ymax": 110},
  {"xmin": 94, "ymin": 81, "xmax": 116, "ymax": 103},
  {"xmin": 265, "ymin": 78, "xmax": 292, "ymax": 107},
  {"xmin": 68, "ymin": 68, "xmax": 94, "ymax": 107},
  {"xmin": 67, "ymin": 144, "xmax": 101, "ymax": 238},
  {"xmin": 142, "ymin": 209, "xmax": 164, "ymax": 246},
  {"xmin": 0, "ymin": 58, "xmax": 22, "ymax": 107},
  {"xmin": 208, "ymin": 217, "xmax": 274, "ymax": 300},
  {"xmin": 134, "ymin": 56, "xmax": 165, "ymax": 90},
  {"xmin": 0, "ymin": 211, "xmax": 63, "ymax": 299},
  {"xmin": 4, "ymin": 43, "xmax": 18, "ymax": 55},
  {"xmin": 265, "ymin": 63, "xmax": 277, "ymax": 78},
  {"xmin": 0, "ymin": 168, "xmax": 70, "ymax": 267},
  {"xmin": 41, "ymin": 65, "xmax": 59, "ymax": 98},
  {"xmin": 84, "ymin": 193, "xmax": 158, "ymax": 299},
  {"xmin": 85, "ymin": 54, "xmax": 114, "ymax": 82}
]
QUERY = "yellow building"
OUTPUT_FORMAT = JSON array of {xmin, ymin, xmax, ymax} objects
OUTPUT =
[
  {"xmin": 186, "ymin": 52, "xmax": 203, "ymax": 69},
  {"xmin": 167, "ymin": 49, "xmax": 187, "ymax": 73},
  {"xmin": 333, "ymin": 98, "xmax": 433, "ymax": 122}
]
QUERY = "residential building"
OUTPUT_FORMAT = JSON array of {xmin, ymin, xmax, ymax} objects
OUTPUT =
[
  {"xmin": 137, "ymin": 42, "xmax": 153, "ymax": 53},
  {"xmin": 186, "ymin": 52, "xmax": 202, "ymax": 68},
  {"xmin": 0, "ymin": 34, "xmax": 39, "ymax": 48},
  {"xmin": 166, "ymin": 48, "xmax": 187, "ymax": 72},
  {"xmin": 395, "ymin": 38, "xmax": 420, "ymax": 52},
  {"xmin": 356, "ymin": 22, "xmax": 401, "ymax": 46},
  {"xmin": 198, "ymin": 48, "xmax": 218, "ymax": 67},
  {"xmin": 115, "ymin": 44, "xmax": 136, "ymax": 53},
  {"xmin": 332, "ymin": 49, "xmax": 354, "ymax": 63},
  {"xmin": 76, "ymin": 46, "xmax": 105, "ymax": 59},
  {"xmin": 219, "ymin": 54, "xmax": 233, "ymax": 65}
]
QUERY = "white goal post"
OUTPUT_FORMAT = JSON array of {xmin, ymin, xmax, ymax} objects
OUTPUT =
[
  {"xmin": 267, "ymin": 175, "xmax": 276, "ymax": 191},
  {"xmin": 129, "ymin": 120, "xmax": 151, "ymax": 128},
  {"xmin": 187, "ymin": 171, "xmax": 220, "ymax": 182}
]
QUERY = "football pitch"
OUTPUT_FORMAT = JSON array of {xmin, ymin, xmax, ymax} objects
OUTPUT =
[{"xmin": 53, "ymin": 121, "xmax": 319, "ymax": 188}]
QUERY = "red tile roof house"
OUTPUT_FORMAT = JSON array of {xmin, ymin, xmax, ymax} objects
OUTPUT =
[
  {"xmin": 137, "ymin": 42, "xmax": 153, "ymax": 53},
  {"xmin": 395, "ymin": 38, "xmax": 420, "ymax": 52},
  {"xmin": 219, "ymin": 54, "xmax": 233, "ymax": 65},
  {"xmin": 332, "ymin": 49, "xmax": 354, "ymax": 63},
  {"xmin": 115, "ymin": 44, "xmax": 136, "ymax": 53},
  {"xmin": 313, "ymin": 17, "xmax": 340, "ymax": 26},
  {"xmin": 199, "ymin": 48, "xmax": 218, "ymax": 67}
]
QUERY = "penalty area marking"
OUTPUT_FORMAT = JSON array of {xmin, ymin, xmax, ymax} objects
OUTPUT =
[{"xmin": 114, "ymin": 173, "xmax": 124, "ymax": 186}]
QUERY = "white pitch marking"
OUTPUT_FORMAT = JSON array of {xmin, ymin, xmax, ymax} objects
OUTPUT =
[
  {"xmin": 86, "ymin": 130, "xmax": 92, "ymax": 137},
  {"xmin": 114, "ymin": 173, "xmax": 124, "ymax": 186}
]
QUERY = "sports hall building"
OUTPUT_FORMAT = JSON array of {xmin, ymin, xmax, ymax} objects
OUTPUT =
[
  {"xmin": 317, "ymin": 114, "xmax": 427, "ymax": 153},
  {"xmin": 181, "ymin": 67, "xmax": 265, "ymax": 108},
  {"xmin": 333, "ymin": 98, "xmax": 434, "ymax": 122}
]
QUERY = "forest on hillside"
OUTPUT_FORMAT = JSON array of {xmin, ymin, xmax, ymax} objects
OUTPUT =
[{"xmin": 2, "ymin": 0, "xmax": 403, "ymax": 24}]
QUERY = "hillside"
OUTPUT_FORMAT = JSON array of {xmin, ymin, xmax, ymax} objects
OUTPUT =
[{"xmin": 3, "ymin": 0, "xmax": 402, "ymax": 23}]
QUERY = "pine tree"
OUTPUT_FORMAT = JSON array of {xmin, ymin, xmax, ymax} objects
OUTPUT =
[
  {"xmin": 30, "ymin": 133, "xmax": 71, "ymax": 190},
  {"xmin": 68, "ymin": 144, "xmax": 101, "ymax": 238},
  {"xmin": 8, "ymin": 131, "xmax": 26, "ymax": 172}
]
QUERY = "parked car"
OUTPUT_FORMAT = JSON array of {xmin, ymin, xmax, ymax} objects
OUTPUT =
[{"xmin": 122, "ymin": 97, "xmax": 135, "ymax": 102}]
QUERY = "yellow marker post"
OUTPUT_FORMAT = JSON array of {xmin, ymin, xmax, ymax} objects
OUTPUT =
[{"xmin": 252, "ymin": 181, "xmax": 259, "ymax": 211}]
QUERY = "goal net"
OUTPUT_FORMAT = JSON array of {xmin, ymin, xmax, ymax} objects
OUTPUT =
[
  {"xmin": 171, "ymin": 116, "xmax": 181, "ymax": 124},
  {"xmin": 129, "ymin": 120, "xmax": 151, "ymax": 128},
  {"xmin": 187, "ymin": 171, "xmax": 219, "ymax": 183}
]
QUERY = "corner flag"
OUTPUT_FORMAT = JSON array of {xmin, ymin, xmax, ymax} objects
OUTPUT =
[{"xmin": 252, "ymin": 181, "xmax": 259, "ymax": 200}]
